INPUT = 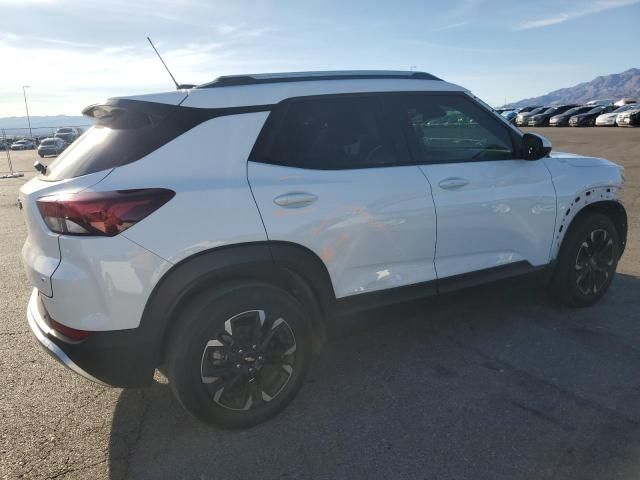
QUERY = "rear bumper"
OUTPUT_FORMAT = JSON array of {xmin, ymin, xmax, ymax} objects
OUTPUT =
[
  {"xmin": 27, "ymin": 289, "xmax": 156, "ymax": 388},
  {"xmin": 27, "ymin": 289, "xmax": 109, "ymax": 386},
  {"xmin": 37, "ymin": 149, "xmax": 59, "ymax": 156}
]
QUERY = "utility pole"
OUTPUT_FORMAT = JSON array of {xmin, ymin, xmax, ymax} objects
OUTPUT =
[{"xmin": 22, "ymin": 85, "xmax": 33, "ymax": 138}]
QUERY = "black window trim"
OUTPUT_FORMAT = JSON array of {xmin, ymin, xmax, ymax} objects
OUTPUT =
[{"xmin": 249, "ymin": 91, "xmax": 527, "ymax": 171}]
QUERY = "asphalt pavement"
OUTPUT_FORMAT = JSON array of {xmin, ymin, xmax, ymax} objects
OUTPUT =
[{"xmin": 1, "ymin": 127, "xmax": 639, "ymax": 479}]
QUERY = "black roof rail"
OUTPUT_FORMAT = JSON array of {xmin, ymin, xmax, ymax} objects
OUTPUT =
[{"xmin": 197, "ymin": 70, "xmax": 442, "ymax": 88}]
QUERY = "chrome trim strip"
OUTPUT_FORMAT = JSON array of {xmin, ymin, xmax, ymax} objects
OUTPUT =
[{"xmin": 26, "ymin": 289, "xmax": 109, "ymax": 387}]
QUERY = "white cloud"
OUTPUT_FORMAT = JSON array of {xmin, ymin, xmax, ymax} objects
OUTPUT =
[
  {"xmin": 433, "ymin": 21, "xmax": 469, "ymax": 32},
  {"xmin": 514, "ymin": 0, "xmax": 640, "ymax": 30}
]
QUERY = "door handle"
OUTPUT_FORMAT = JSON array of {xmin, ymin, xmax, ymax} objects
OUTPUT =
[
  {"xmin": 273, "ymin": 192, "xmax": 318, "ymax": 208},
  {"xmin": 438, "ymin": 177, "xmax": 469, "ymax": 190}
]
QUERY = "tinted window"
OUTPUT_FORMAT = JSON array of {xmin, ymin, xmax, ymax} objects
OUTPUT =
[
  {"xmin": 392, "ymin": 94, "xmax": 514, "ymax": 164},
  {"xmin": 43, "ymin": 104, "xmax": 201, "ymax": 182},
  {"xmin": 257, "ymin": 96, "xmax": 397, "ymax": 170}
]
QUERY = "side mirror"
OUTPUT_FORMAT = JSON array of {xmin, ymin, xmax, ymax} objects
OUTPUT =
[{"xmin": 522, "ymin": 132, "xmax": 552, "ymax": 160}]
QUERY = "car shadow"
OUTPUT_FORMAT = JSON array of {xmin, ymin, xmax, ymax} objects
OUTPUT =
[{"xmin": 108, "ymin": 273, "xmax": 640, "ymax": 480}]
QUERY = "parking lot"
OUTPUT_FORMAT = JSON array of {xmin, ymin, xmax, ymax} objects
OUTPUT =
[{"xmin": 1, "ymin": 127, "xmax": 639, "ymax": 480}]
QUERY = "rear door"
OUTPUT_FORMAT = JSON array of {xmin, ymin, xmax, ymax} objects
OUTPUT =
[
  {"xmin": 386, "ymin": 93, "xmax": 557, "ymax": 280},
  {"xmin": 248, "ymin": 94, "xmax": 438, "ymax": 298}
]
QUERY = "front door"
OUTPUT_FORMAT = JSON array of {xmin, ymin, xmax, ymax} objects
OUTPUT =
[{"xmin": 387, "ymin": 93, "xmax": 557, "ymax": 279}]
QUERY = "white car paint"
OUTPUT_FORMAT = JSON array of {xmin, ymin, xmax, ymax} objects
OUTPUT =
[
  {"xmin": 19, "ymin": 71, "xmax": 626, "ymax": 335},
  {"xmin": 596, "ymin": 104, "xmax": 639, "ymax": 126},
  {"xmin": 19, "ymin": 170, "xmax": 113, "ymax": 297},
  {"xmin": 616, "ymin": 107, "xmax": 640, "ymax": 127},
  {"xmin": 249, "ymin": 162, "xmax": 438, "ymax": 297},
  {"xmin": 419, "ymin": 160, "xmax": 557, "ymax": 278},
  {"xmin": 543, "ymin": 154, "xmax": 624, "ymax": 259},
  {"xmin": 96, "ymin": 113, "xmax": 270, "ymax": 264}
]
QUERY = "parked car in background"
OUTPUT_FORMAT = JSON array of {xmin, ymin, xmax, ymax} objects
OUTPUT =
[
  {"xmin": 0, "ymin": 140, "xmax": 10, "ymax": 150},
  {"xmin": 516, "ymin": 106, "xmax": 549, "ymax": 126},
  {"xmin": 586, "ymin": 99, "xmax": 614, "ymax": 106},
  {"xmin": 501, "ymin": 110, "xmax": 518, "ymax": 124},
  {"xmin": 528, "ymin": 105, "xmax": 579, "ymax": 126},
  {"xmin": 11, "ymin": 139, "xmax": 36, "ymax": 150},
  {"xmin": 549, "ymin": 106, "xmax": 594, "ymax": 127},
  {"xmin": 614, "ymin": 98, "xmax": 637, "ymax": 107},
  {"xmin": 596, "ymin": 104, "xmax": 640, "ymax": 126},
  {"xmin": 517, "ymin": 106, "xmax": 541, "ymax": 114},
  {"xmin": 616, "ymin": 106, "xmax": 640, "ymax": 127},
  {"xmin": 569, "ymin": 105, "xmax": 619, "ymax": 127},
  {"xmin": 37, "ymin": 137, "xmax": 66, "ymax": 157},
  {"xmin": 54, "ymin": 127, "xmax": 81, "ymax": 145}
]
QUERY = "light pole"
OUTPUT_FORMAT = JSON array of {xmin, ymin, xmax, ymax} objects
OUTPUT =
[{"xmin": 22, "ymin": 85, "xmax": 32, "ymax": 139}]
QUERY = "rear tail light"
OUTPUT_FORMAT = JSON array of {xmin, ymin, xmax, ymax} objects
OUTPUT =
[
  {"xmin": 36, "ymin": 189, "xmax": 174, "ymax": 236},
  {"xmin": 49, "ymin": 318, "xmax": 90, "ymax": 341}
]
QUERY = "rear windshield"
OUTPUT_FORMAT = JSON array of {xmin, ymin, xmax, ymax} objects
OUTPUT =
[
  {"xmin": 42, "ymin": 102, "xmax": 202, "ymax": 182},
  {"xmin": 41, "ymin": 139, "xmax": 57, "ymax": 145}
]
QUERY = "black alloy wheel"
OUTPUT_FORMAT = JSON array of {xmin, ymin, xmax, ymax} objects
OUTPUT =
[
  {"xmin": 200, "ymin": 309, "xmax": 297, "ymax": 411},
  {"xmin": 574, "ymin": 228, "xmax": 616, "ymax": 297}
]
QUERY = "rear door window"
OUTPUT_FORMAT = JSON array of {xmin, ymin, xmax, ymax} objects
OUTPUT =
[{"xmin": 254, "ymin": 96, "xmax": 398, "ymax": 170}]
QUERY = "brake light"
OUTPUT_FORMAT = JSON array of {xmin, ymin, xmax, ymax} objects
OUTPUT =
[
  {"xmin": 36, "ymin": 189, "xmax": 174, "ymax": 236},
  {"xmin": 49, "ymin": 318, "xmax": 90, "ymax": 341}
]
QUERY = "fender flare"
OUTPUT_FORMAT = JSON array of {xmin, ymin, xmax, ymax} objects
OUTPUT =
[
  {"xmin": 137, "ymin": 241, "xmax": 336, "ymax": 368},
  {"xmin": 552, "ymin": 191, "xmax": 628, "ymax": 261}
]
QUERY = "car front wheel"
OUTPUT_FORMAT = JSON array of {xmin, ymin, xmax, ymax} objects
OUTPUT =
[{"xmin": 551, "ymin": 213, "xmax": 620, "ymax": 307}]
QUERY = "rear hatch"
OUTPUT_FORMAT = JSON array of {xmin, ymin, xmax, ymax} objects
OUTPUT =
[
  {"xmin": 19, "ymin": 90, "xmax": 190, "ymax": 297},
  {"xmin": 19, "ymin": 171, "xmax": 112, "ymax": 297}
]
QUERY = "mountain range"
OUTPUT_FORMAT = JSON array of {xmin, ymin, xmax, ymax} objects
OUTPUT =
[{"xmin": 506, "ymin": 68, "xmax": 639, "ymax": 108}]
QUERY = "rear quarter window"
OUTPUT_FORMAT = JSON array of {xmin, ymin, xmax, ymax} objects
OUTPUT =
[{"xmin": 42, "ymin": 103, "xmax": 200, "ymax": 181}]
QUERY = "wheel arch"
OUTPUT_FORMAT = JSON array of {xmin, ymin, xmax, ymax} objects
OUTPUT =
[
  {"xmin": 555, "ymin": 199, "xmax": 627, "ymax": 260},
  {"xmin": 138, "ymin": 241, "xmax": 336, "ymax": 369}
]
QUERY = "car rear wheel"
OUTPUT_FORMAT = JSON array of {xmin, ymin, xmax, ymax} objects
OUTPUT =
[
  {"xmin": 166, "ymin": 282, "xmax": 313, "ymax": 428},
  {"xmin": 550, "ymin": 213, "xmax": 620, "ymax": 307}
]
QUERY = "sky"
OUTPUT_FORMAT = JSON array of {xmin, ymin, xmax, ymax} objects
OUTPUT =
[{"xmin": 0, "ymin": 0, "xmax": 638, "ymax": 119}]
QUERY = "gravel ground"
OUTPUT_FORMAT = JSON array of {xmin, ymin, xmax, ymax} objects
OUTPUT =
[{"xmin": 1, "ymin": 127, "xmax": 639, "ymax": 480}]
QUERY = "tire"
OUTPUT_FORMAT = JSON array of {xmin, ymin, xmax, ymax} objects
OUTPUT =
[
  {"xmin": 550, "ymin": 213, "xmax": 620, "ymax": 307},
  {"xmin": 166, "ymin": 282, "xmax": 313, "ymax": 428}
]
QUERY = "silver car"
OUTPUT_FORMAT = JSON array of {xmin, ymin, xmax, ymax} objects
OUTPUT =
[
  {"xmin": 616, "ymin": 106, "xmax": 640, "ymax": 127},
  {"xmin": 37, "ymin": 137, "xmax": 66, "ymax": 157},
  {"xmin": 595, "ymin": 104, "xmax": 639, "ymax": 126},
  {"xmin": 10, "ymin": 139, "xmax": 35, "ymax": 150}
]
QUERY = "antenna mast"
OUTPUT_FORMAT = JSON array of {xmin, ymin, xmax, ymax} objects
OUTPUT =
[{"xmin": 147, "ymin": 36, "xmax": 180, "ymax": 89}]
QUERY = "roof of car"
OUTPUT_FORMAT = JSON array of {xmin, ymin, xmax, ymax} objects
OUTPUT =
[
  {"xmin": 196, "ymin": 70, "xmax": 442, "ymax": 88},
  {"xmin": 109, "ymin": 70, "xmax": 466, "ymax": 110}
]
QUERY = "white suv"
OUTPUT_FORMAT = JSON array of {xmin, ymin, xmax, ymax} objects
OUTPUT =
[{"xmin": 20, "ymin": 71, "xmax": 627, "ymax": 428}]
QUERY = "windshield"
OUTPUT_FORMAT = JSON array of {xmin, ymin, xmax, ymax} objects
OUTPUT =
[
  {"xmin": 527, "ymin": 107, "xmax": 546, "ymax": 115},
  {"xmin": 563, "ymin": 107, "xmax": 582, "ymax": 115},
  {"xmin": 57, "ymin": 128, "xmax": 72, "ymax": 133},
  {"xmin": 587, "ymin": 107, "xmax": 605, "ymax": 114},
  {"xmin": 41, "ymin": 139, "xmax": 57, "ymax": 145}
]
